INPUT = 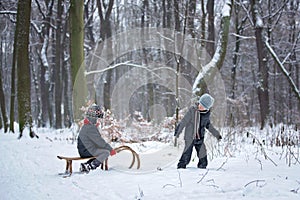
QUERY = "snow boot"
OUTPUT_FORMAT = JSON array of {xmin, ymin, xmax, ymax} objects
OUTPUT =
[
  {"xmin": 197, "ymin": 156, "xmax": 208, "ymax": 169},
  {"xmin": 80, "ymin": 162, "xmax": 91, "ymax": 173},
  {"xmin": 90, "ymin": 159, "xmax": 101, "ymax": 170}
]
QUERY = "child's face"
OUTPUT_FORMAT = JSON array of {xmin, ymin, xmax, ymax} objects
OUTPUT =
[{"xmin": 198, "ymin": 104, "xmax": 206, "ymax": 111}]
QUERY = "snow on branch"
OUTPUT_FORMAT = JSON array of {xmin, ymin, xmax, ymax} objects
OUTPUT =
[
  {"xmin": 85, "ymin": 61, "xmax": 162, "ymax": 79},
  {"xmin": 0, "ymin": 11, "xmax": 17, "ymax": 15},
  {"xmin": 192, "ymin": 0, "xmax": 232, "ymax": 96},
  {"xmin": 265, "ymin": 38, "xmax": 300, "ymax": 102}
]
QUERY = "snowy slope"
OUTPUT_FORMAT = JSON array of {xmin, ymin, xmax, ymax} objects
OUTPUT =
[{"xmin": 0, "ymin": 128, "xmax": 300, "ymax": 200}]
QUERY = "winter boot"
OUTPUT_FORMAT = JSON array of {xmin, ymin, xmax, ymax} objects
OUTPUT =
[
  {"xmin": 90, "ymin": 159, "xmax": 101, "ymax": 170},
  {"xmin": 80, "ymin": 162, "xmax": 91, "ymax": 173},
  {"xmin": 177, "ymin": 162, "xmax": 186, "ymax": 169},
  {"xmin": 197, "ymin": 156, "xmax": 208, "ymax": 169}
]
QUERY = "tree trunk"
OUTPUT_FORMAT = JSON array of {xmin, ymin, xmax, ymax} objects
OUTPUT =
[
  {"xmin": 187, "ymin": 0, "xmax": 196, "ymax": 38},
  {"xmin": 206, "ymin": 0, "xmax": 215, "ymax": 57},
  {"xmin": 96, "ymin": 0, "xmax": 114, "ymax": 109},
  {"xmin": 250, "ymin": 0, "xmax": 270, "ymax": 129},
  {"xmin": 39, "ymin": 0, "xmax": 54, "ymax": 127},
  {"xmin": 173, "ymin": 0, "xmax": 180, "ymax": 31},
  {"xmin": 70, "ymin": 0, "xmax": 85, "ymax": 122},
  {"xmin": 54, "ymin": 0, "xmax": 63, "ymax": 128},
  {"xmin": 193, "ymin": 0, "xmax": 233, "ymax": 96},
  {"xmin": 0, "ymin": 45, "xmax": 8, "ymax": 132},
  {"xmin": 15, "ymin": 0, "xmax": 35, "ymax": 138}
]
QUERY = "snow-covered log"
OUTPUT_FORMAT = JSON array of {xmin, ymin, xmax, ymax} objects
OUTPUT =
[{"xmin": 192, "ymin": 0, "xmax": 233, "ymax": 96}]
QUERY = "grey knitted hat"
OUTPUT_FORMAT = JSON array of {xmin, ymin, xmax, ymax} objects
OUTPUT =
[{"xmin": 198, "ymin": 93, "xmax": 214, "ymax": 110}]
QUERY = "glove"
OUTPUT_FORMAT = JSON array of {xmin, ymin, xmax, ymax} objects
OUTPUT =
[
  {"xmin": 110, "ymin": 149, "xmax": 116, "ymax": 156},
  {"xmin": 218, "ymin": 135, "xmax": 222, "ymax": 141}
]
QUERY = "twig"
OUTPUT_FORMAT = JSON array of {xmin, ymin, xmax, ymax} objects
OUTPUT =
[
  {"xmin": 247, "ymin": 132, "xmax": 278, "ymax": 166},
  {"xmin": 45, "ymin": 136, "xmax": 53, "ymax": 142},
  {"xmin": 286, "ymin": 146, "xmax": 300, "ymax": 165},
  {"xmin": 162, "ymin": 184, "xmax": 176, "ymax": 189},
  {"xmin": 217, "ymin": 158, "xmax": 228, "ymax": 171},
  {"xmin": 255, "ymin": 158, "xmax": 263, "ymax": 170},
  {"xmin": 197, "ymin": 170, "xmax": 209, "ymax": 184},
  {"xmin": 244, "ymin": 180, "xmax": 266, "ymax": 188}
]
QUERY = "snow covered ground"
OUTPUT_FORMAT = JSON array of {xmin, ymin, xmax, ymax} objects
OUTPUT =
[{"xmin": 1, "ymin": 128, "xmax": 300, "ymax": 200}]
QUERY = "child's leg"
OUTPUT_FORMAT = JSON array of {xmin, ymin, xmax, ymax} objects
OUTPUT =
[
  {"xmin": 195, "ymin": 142, "xmax": 207, "ymax": 168},
  {"xmin": 177, "ymin": 140, "xmax": 193, "ymax": 168}
]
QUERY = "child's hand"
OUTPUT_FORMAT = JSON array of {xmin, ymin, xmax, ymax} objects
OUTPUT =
[{"xmin": 110, "ymin": 149, "xmax": 116, "ymax": 156}]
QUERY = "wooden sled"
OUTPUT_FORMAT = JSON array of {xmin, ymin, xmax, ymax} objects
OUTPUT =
[{"xmin": 57, "ymin": 145, "xmax": 140, "ymax": 175}]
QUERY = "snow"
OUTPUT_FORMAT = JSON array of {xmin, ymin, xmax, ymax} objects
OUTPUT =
[
  {"xmin": 222, "ymin": 0, "xmax": 232, "ymax": 17},
  {"xmin": 1, "ymin": 127, "xmax": 300, "ymax": 200}
]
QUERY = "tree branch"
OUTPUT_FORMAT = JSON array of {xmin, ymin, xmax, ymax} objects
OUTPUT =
[{"xmin": 264, "ymin": 38, "xmax": 300, "ymax": 103}]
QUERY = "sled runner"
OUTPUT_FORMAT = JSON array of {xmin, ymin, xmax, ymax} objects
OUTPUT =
[{"xmin": 57, "ymin": 145, "xmax": 140, "ymax": 176}]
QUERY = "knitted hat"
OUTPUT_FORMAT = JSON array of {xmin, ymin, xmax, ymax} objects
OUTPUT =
[{"xmin": 198, "ymin": 93, "xmax": 214, "ymax": 110}]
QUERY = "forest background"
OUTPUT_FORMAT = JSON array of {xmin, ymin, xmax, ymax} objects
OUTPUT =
[{"xmin": 0, "ymin": 0, "xmax": 299, "ymax": 140}]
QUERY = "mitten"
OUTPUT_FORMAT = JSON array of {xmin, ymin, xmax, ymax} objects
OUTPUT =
[{"xmin": 110, "ymin": 149, "xmax": 116, "ymax": 156}]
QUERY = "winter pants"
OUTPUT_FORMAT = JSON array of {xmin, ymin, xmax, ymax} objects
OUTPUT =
[
  {"xmin": 177, "ymin": 139, "xmax": 207, "ymax": 169},
  {"xmin": 79, "ymin": 148, "xmax": 110, "ymax": 169}
]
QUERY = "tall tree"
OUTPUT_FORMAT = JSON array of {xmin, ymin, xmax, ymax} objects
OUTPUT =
[
  {"xmin": 54, "ymin": 0, "xmax": 63, "ymax": 128},
  {"xmin": 15, "ymin": 0, "xmax": 36, "ymax": 138},
  {"xmin": 250, "ymin": 0, "xmax": 270, "ymax": 129},
  {"xmin": 70, "ymin": 0, "xmax": 85, "ymax": 122},
  {"xmin": 96, "ymin": 0, "xmax": 114, "ymax": 109},
  {"xmin": 38, "ymin": 0, "xmax": 54, "ymax": 127},
  {"xmin": 0, "ymin": 48, "xmax": 8, "ymax": 132}
]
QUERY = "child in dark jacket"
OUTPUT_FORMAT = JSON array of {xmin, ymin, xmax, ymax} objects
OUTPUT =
[
  {"xmin": 77, "ymin": 104, "xmax": 116, "ymax": 173},
  {"xmin": 174, "ymin": 93, "xmax": 222, "ymax": 169}
]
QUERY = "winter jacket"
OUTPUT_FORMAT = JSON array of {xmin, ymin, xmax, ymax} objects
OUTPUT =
[
  {"xmin": 174, "ymin": 105, "xmax": 221, "ymax": 141},
  {"xmin": 77, "ymin": 119, "xmax": 113, "ymax": 158}
]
